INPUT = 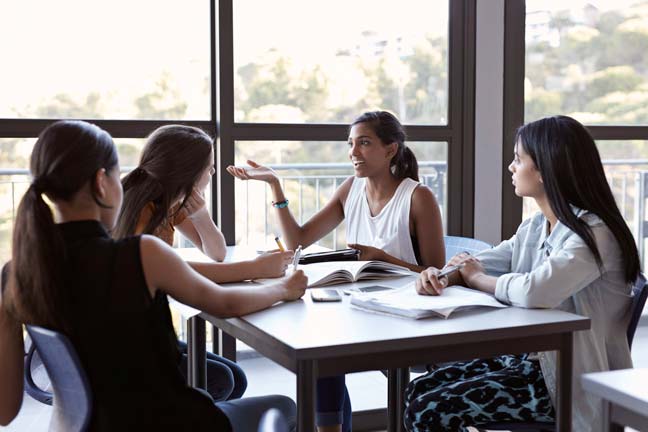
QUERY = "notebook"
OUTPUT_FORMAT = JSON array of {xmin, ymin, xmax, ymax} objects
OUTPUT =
[
  {"xmin": 350, "ymin": 282, "xmax": 507, "ymax": 319},
  {"xmin": 299, "ymin": 260, "xmax": 415, "ymax": 287}
]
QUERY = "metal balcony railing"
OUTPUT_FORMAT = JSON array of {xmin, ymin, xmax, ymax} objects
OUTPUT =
[{"xmin": 1, "ymin": 159, "xmax": 647, "ymax": 263}]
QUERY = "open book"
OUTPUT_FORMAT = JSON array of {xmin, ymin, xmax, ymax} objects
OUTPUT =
[
  {"xmin": 300, "ymin": 260, "xmax": 415, "ymax": 287},
  {"xmin": 350, "ymin": 283, "xmax": 507, "ymax": 319}
]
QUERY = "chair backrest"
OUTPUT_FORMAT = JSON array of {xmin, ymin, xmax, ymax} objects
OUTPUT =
[
  {"xmin": 627, "ymin": 272, "xmax": 648, "ymax": 350},
  {"xmin": 26, "ymin": 325, "xmax": 92, "ymax": 432},
  {"xmin": 444, "ymin": 235, "xmax": 492, "ymax": 259},
  {"xmin": 257, "ymin": 408, "xmax": 289, "ymax": 432}
]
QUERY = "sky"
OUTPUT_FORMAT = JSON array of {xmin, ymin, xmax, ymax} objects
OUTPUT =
[{"xmin": 0, "ymin": 0, "xmax": 643, "ymax": 118}]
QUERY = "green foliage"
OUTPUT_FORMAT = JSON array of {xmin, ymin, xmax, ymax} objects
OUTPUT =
[{"xmin": 525, "ymin": 3, "xmax": 648, "ymax": 126}]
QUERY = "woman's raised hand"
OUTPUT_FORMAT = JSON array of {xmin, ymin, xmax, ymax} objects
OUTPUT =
[{"xmin": 226, "ymin": 160, "xmax": 279, "ymax": 184}]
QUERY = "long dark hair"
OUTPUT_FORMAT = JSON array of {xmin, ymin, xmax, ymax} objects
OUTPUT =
[
  {"xmin": 113, "ymin": 125, "xmax": 213, "ymax": 239},
  {"xmin": 516, "ymin": 115, "xmax": 640, "ymax": 283},
  {"xmin": 6, "ymin": 120, "xmax": 117, "ymax": 330},
  {"xmin": 351, "ymin": 111, "xmax": 419, "ymax": 181}
]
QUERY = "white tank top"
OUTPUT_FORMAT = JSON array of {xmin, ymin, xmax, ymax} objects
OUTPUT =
[{"xmin": 344, "ymin": 177, "xmax": 420, "ymax": 265}]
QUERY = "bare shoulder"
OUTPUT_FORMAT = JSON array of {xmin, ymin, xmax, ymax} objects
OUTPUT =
[
  {"xmin": 335, "ymin": 176, "xmax": 356, "ymax": 206},
  {"xmin": 411, "ymin": 184, "xmax": 440, "ymax": 211}
]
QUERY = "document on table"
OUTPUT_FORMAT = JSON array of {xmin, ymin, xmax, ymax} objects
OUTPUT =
[{"xmin": 350, "ymin": 282, "xmax": 508, "ymax": 319}]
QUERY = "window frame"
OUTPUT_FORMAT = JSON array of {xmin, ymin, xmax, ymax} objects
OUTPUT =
[{"xmin": 501, "ymin": 0, "xmax": 648, "ymax": 239}]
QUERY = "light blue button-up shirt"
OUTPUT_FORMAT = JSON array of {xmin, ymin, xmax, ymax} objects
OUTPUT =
[{"xmin": 476, "ymin": 208, "xmax": 633, "ymax": 432}]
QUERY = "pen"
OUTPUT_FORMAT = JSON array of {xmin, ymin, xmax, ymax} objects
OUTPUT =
[
  {"xmin": 293, "ymin": 245, "xmax": 303, "ymax": 271},
  {"xmin": 437, "ymin": 264, "xmax": 464, "ymax": 278},
  {"xmin": 275, "ymin": 236, "xmax": 286, "ymax": 252}
]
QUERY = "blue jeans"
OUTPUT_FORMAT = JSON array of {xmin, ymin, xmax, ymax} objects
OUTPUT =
[
  {"xmin": 217, "ymin": 394, "xmax": 296, "ymax": 432},
  {"xmin": 317, "ymin": 375, "xmax": 352, "ymax": 432},
  {"xmin": 178, "ymin": 340, "xmax": 248, "ymax": 401}
]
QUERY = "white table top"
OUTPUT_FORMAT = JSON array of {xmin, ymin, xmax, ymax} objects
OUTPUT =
[
  {"xmin": 581, "ymin": 368, "xmax": 648, "ymax": 415},
  {"xmin": 172, "ymin": 245, "xmax": 590, "ymax": 360}
]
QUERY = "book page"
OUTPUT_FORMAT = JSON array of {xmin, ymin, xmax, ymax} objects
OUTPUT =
[{"xmin": 351, "ymin": 282, "xmax": 507, "ymax": 319}]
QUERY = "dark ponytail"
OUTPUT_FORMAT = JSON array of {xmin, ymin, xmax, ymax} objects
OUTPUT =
[
  {"xmin": 351, "ymin": 111, "xmax": 419, "ymax": 181},
  {"xmin": 5, "ymin": 120, "xmax": 117, "ymax": 331},
  {"xmin": 113, "ymin": 125, "xmax": 213, "ymax": 239}
]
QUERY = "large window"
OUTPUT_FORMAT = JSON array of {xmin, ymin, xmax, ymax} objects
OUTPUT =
[
  {"xmin": 507, "ymin": 1, "xmax": 648, "ymax": 272},
  {"xmin": 525, "ymin": 0, "xmax": 648, "ymax": 125},
  {"xmin": 232, "ymin": 0, "xmax": 449, "ymax": 125},
  {"xmin": 0, "ymin": 0, "xmax": 211, "ymax": 120},
  {"xmin": 220, "ymin": 0, "xmax": 474, "ymax": 248}
]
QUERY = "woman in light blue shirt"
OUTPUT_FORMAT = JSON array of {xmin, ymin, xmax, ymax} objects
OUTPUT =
[{"xmin": 407, "ymin": 115, "xmax": 640, "ymax": 432}]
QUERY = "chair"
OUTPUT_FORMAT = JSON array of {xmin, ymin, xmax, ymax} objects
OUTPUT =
[
  {"xmin": 24, "ymin": 342, "xmax": 53, "ymax": 405},
  {"xmin": 257, "ymin": 408, "xmax": 289, "ymax": 432},
  {"xmin": 482, "ymin": 273, "xmax": 648, "ymax": 432},
  {"xmin": 443, "ymin": 235, "xmax": 492, "ymax": 259},
  {"xmin": 26, "ymin": 325, "xmax": 92, "ymax": 432}
]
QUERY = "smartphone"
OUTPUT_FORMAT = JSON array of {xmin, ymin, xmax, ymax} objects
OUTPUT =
[
  {"xmin": 357, "ymin": 285, "xmax": 393, "ymax": 293},
  {"xmin": 310, "ymin": 288, "xmax": 343, "ymax": 302}
]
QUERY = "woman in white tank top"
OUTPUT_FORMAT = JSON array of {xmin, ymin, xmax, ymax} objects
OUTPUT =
[
  {"xmin": 227, "ymin": 111, "xmax": 444, "ymax": 272},
  {"xmin": 227, "ymin": 111, "xmax": 445, "ymax": 432}
]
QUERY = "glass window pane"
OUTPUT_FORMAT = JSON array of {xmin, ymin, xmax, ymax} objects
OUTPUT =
[
  {"xmin": 233, "ymin": 1, "xmax": 449, "ymax": 124},
  {"xmin": 0, "ymin": 138, "xmax": 147, "ymax": 263},
  {"xmin": 525, "ymin": 1, "xmax": 648, "ymax": 124},
  {"xmin": 234, "ymin": 141, "xmax": 447, "ymax": 248},
  {"xmin": 0, "ymin": 0, "xmax": 210, "ymax": 120},
  {"xmin": 521, "ymin": 140, "xmax": 648, "ymax": 268}
]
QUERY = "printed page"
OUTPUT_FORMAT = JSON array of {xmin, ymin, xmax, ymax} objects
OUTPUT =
[{"xmin": 351, "ymin": 283, "xmax": 507, "ymax": 319}]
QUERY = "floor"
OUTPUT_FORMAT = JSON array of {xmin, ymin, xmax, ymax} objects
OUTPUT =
[{"xmin": 3, "ymin": 325, "xmax": 648, "ymax": 431}]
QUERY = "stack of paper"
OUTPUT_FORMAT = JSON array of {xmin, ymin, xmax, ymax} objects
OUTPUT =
[{"xmin": 350, "ymin": 283, "xmax": 507, "ymax": 319}]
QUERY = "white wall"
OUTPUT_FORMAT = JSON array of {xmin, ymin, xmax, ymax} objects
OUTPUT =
[{"xmin": 474, "ymin": 0, "xmax": 505, "ymax": 245}]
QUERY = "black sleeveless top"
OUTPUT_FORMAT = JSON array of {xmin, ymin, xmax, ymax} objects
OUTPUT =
[{"xmin": 56, "ymin": 220, "xmax": 230, "ymax": 431}]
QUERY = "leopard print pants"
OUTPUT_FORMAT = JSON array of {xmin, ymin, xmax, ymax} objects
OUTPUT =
[{"xmin": 404, "ymin": 354, "xmax": 555, "ymax": 431}]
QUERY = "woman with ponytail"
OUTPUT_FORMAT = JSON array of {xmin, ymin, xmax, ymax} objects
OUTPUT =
[
  {"xmin": 0, "ymin": 120, "xmax": 307, "ymax": 430},
  {"xmin": 228, "ymin": 111, "xmax": 445, "ymax": 432},
  {"xmin": 115, "ymin": 124, "xmax": 296, "ymax": 402}
]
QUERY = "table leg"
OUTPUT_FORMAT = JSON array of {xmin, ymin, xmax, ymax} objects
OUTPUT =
[
  {"xmin": 297, "ymin": 360, "xmax": 317, "ymax": 432},
  {"xmin": 388, "ymin": 368, "xmax": 410, "ymax": 432},
  {"xmin": 556, "ymin": 332, "xmax": 573, "ymax": 432},
  {"xmin": 212, "ymin": 325, "xmax": 237, "ymax": 360},
  {"xmin": 187, "ymin": 316, "xmax": 207, "ymax": 389},
  {"xmin": 396, "ymin": 368, "xmax": 409, "ymax": 432}
]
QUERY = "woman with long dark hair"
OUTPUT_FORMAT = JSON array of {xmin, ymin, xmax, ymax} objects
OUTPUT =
[
  {"xmin": 0, "ymin": 120, "xmax": 307, "ymax": 431},
  {"xmin": 115, "ymin": 124, "xmax": 295, "ymax": 401},
  {"xmin": 409, "ymin": 115, "xmax": 639, "ymax": 431},
  {"xmin": 228, "ymin": 111, "xmax": 446, "ymax": 432}
]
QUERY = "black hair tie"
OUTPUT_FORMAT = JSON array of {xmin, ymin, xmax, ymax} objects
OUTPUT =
[{"xmin": 31, "ymin": 177, "xmax": 47, "ymax": 193}]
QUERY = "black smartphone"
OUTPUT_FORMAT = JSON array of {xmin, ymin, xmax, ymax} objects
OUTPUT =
[
  {"xmin": 310, "ymin": 289, "xmax": 343, "ymax": 302},
  {"xmin": 357, "ymin": 285, "xmax": 393, "ymax": 293}
]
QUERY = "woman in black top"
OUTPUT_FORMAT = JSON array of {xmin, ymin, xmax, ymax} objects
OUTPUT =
[{"xmin": 0, "ymin": 120, "xmax": 307, "ymax": 431}]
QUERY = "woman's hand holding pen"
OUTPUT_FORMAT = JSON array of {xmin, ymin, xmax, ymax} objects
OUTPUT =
[
  {"xmin": 449, "ymin": 252, "xmax": 486, "ymax": 288},
  {"xmin": 277, "ymin": 269, "xmax": 308, "ymax": 302},
  {"xmin": 416, "ymin": 252, "xmax": 485, "ymax": 296},
  {"xmin": 253, "ymin": 250, "xmax": 295, "ymax": 278}
]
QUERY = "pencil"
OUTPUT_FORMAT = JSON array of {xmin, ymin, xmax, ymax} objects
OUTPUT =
[{"xmin": 274, "ymin": 236, "xmax": 286, "ymax": 252}]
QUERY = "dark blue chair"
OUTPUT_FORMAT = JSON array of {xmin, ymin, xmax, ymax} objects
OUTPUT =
[
  {"xmin": 26, "ymin": 325, "xmax": 92, "ymax": 432},
  {"xmin": 482, "ymin": 273, "xmax": 648, "ymax": 432},
  {"xmin": 257, "ymin": 408, "xmax": 289, "ymax": 432}
]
